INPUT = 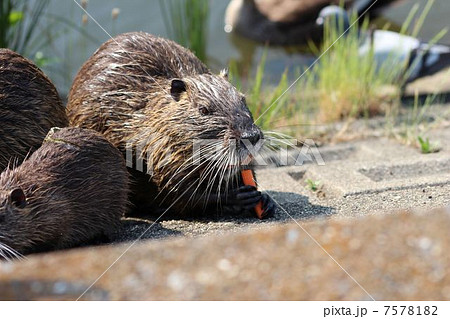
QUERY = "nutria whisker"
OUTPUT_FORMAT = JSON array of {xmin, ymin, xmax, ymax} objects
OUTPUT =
[
  {"xmin": 205, "ymin": 144, "xmax": 240, "ymax": 209},
  {"xmin": 198, "ymin": 150, "xmax": 229, "ymax": 203},
  {"xmin": 169, "ymin": 180, "xmax": 201, "ymax": 215},
  {"xmin": 263, "ymin": 130, "xmax": 294, "ymax": 139},
  {"xmin": 259, "ymin": 136, "xmax": 309, "ymax": 167},
  {"xmin": 161, "ymin": 143, "xmax": 228, "ymax": 204},
  {"xmin": 173, "ymin": 140, "xmax": 235, "ymax": 211},
  {"xmin": 161, "ymin": 139, "xmax": 226, "ymax": 191},
  {"xmin": 0, "ymin": 241, "xmax": 25, "ymax": 261},
  {"xmin": 213, "ymin": 151, "xmax": 236, "ymax": 210},
  {"xmin": 262, "ymin": 134, "xmax": 299, "ymax": 155},
  {"xmin": 189, "ymin": 149, "xmax": 230, "ymax": 211}
]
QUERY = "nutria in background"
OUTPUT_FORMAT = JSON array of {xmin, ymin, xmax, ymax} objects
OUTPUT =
[
  {"xmin": 0, "ymin": 49, "xmax": 68, "ymax": 171},
  {"xmin": 67, "ymin": 32, "xmax": 275, "ymax": 218},
  {"xmin": 0, "ymin": 127, "xmax": 129, "ymax": 259}
]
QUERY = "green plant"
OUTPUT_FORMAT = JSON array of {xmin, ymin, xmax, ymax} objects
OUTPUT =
[
  {"xmin": 304, "ymin": 0, "xmax": 448, "ymax": 125},
  {"xmin": 300, "ymin": 15, "xmax": 404, "ymax": 123},
  {"xmin": 418, "ymin": 136, "xmax": 431, "ymax": 153},
  {"xmin": 388, "ymin": 62, "xmax": 448, "ymax": 148},
  {"xmin": 228, "ymin": 51, "xmax": 292, "ymax": 132},
  {"xmin": 417, "ymin": 136, "xmax": 439, "ymax": 154},
  {"xmin": 0, "ymin": 0, "xmax": 50, "ymax": 56},
  {"xmin": 160, "ymin": 0, "xmax": 209, "ymax": 62},
  {"xmin": 306, "ymin": 179, "xmax": 321, "ymax": 192}
]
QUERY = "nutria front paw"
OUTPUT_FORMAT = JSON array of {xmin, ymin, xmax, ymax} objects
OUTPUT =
[
  {"xmin": 226, "ymin": 185, "xmax": 262, "ymax": 212},
  {"xmin": 224, "ymin": 185, "xmax": 276, "ymax": 219}
]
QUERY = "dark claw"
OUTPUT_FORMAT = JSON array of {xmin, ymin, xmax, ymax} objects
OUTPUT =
[
  {"xmin": 259, "ymin": 193, "xmax": 276, "ymax": 219},
  {"xmin": 237, "ymin": 185, "xmax": 258, "ymax": 193},
  {"xmin": 237, "ymin": 196, "xmax": 262, "ymax": 207},
  {"xmin": 236, "ymin": 190, "xmax": 261, "ymax": 200}
]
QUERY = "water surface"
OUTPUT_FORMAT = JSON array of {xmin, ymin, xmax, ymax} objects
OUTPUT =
[{"xmin": 40, "ymin": 0, "xmax": 450, "ymax": 96}]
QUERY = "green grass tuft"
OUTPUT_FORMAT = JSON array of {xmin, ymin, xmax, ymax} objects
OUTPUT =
[
  {"xmin": 418, "ymin": 136, "xmax": 431, "ymax": 153},
  {"xmin": 417, "ymin": 136, "xmax": 440, "ymax": 154},
  {"xmin": 305, "ymin": 179, "xmax": 321, "ymax": 192},
  {"xmin": 160, "ymin": 0, "xmax": 209, "ymax": 63},
  {"xmin": 0, "ymin": 0, "xmax": 50, "ymax": 56}
]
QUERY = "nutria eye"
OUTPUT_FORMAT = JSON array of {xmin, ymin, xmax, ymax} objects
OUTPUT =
[{"xmin": 199, "ymin": 106, "xmax": 210, "ymax": 115}]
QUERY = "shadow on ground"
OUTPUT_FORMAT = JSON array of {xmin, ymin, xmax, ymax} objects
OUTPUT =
[
  {"xmin": 108, "ymin": 191, "xmax": 335, "ymax": 244},
  {"xmin": 111, "ymin": 218, "xmax": 184, "ymax": 243}
]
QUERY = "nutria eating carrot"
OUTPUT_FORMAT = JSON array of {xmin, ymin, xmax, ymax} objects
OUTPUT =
[{"xmin": 67, "ymin": 32, "xmax": 275, "ymax": 218}]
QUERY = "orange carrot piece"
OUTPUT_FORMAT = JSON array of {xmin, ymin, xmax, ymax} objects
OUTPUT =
[{"xmin": 241, "ymin": 169, "xmax": 264, "ymax": 219}]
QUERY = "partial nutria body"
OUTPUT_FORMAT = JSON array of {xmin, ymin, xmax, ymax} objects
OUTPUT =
[
  {"xmin": 67, "ymin": 32, "xmax": 275, "ymax": 218},
  {"xmin": 0, "ymin": 127, "xmax": 128, "ymax": 259},
  {"xmin": 0, "ymin": 49, "xmax": 68, "ymax": 171}
]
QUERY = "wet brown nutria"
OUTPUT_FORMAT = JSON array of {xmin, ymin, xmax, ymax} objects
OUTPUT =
[
  {"xmin": 0, "ymin": 49, "xmax": 68, "ymax": 171},
  {"xmin": 0, "ymin": 127, "xmax": 128, "ymax": 259},
  {"xmin": 67, "ymin": 32, "xmax": 275, "ymax": 218}
]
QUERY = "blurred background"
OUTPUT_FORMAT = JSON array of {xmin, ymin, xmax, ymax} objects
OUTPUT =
[
  {"xmin": 1, "ymin": 0, "xmax": 449, "ymax": 146},
  {"xmin": 1, "ymin": 0, "xmax": 447, "ymax": 94}
]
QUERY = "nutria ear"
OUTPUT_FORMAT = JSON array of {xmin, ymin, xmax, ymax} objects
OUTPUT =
[
  {"xmin": 220, "ymin": 68, "xmax": 229, "ymax": 80},
  {"xmin": 170, "ymin": 79, "xmax": 186, "ymax": 101},
  {"xmin": 10, "ymin": 188, "xmax": 27, "ymax": 209}
]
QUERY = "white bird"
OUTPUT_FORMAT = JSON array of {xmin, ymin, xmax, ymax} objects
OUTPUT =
[{"xmin": 316, "ymin": 5, "xmax": 450, "ymax": 83}]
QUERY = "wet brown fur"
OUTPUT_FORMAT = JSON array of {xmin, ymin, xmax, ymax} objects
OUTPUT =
[
  {"xmin": 0, "ymin": 127, "xmax": 129, "ymax": 257},
  {"xmin": 67, "ymin": 32, "xmax": 260, "ymax": 213},
  {"xmin": 0, "ymin": 49, "xmax": 68, "ymax": 171}
]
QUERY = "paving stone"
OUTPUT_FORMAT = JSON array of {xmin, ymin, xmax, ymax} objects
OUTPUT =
[
  {"xmin": 1, "ymin": 209, "xmax": 449, "ymax": 300},
  {"xmin": 257, "ymin": 128, "xmax": 450, "ymax": 217},
  {"xmin": 262, "ymin": 132, "xmax": 450, "ymax": 197},
  {"xmin": 304, "ymin": 155, "xmax": 450, "ymax": 197}
]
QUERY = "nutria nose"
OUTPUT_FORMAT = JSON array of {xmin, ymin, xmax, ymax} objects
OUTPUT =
[{"xmin": 240, "ymin": 129, "xmax": 261, "ymax": 146}]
